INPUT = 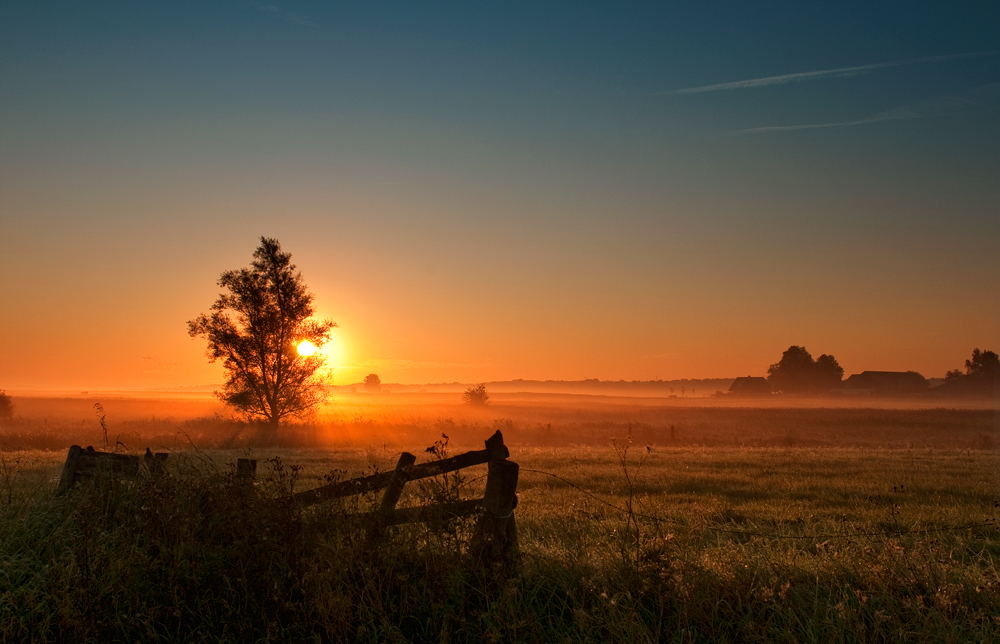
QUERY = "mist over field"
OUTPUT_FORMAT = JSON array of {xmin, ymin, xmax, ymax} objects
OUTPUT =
[{"xmin": 3, "ymin": 390, "xmax": 996, "ymax": 452}]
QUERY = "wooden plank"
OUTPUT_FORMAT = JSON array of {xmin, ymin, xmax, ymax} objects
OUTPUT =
[
  {"xmin": 368, "ymin": 452, "xmax": 418, "ymax": 542},
  {"xmin": 56, "ymin": 445, "xmax": 165, "ymax": 493},
  {"xmin": 293, "ymin": 469, "xmax": 396, "ymax": 505},
  {"xmin": 75, "ymin": 452, "xmax": 141, "ymax": 472},
  {"xmin": 404, "ymin": 448, "xmax": 491, "ymax": 480},
  {"xmin": 294, "ymin": 448, "xmax": 492, "ymax": 505}
]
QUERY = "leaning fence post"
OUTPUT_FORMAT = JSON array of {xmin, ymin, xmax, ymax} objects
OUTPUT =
[
  {"xmin": 368, "ymin": 452, "xmax": 417, "ymax": 542},
  {"xmin": 472, "ymin": 458, "xmax": 520, "ymax": 570}
]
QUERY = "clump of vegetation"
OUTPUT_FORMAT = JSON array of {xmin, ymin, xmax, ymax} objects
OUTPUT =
[{"xmin": 462, "ymin": 383, "xmax": 489, "ymax": 406}]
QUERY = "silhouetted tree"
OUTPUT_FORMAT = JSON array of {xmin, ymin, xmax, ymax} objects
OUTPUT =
[
  {"xmin": 363, "ymin": 373, "xmax": 382, "ymax": 393},
  {"xmin": 462, "ymin": 383, "xmax": 489, "ymax": 406},
  {"xmin": 188, "ymin": 237, "xmax": 336, "ymax": 430},
  {"xmin": 945, "ymin": 368, "xmax": 965, "ymax": 383},
  {"xmin": 945, "ymin": 348, "xmax": 998, "ymax": 393},
  {"xmin": 767, "ymin": 346, "xmax": 813, "ymax": 393},
  {"xmin": 767, "ymin": 346, "xmax": 844, "ymax": 394},
  {"xmin": 0, "ymin": 390, "xmax": 13, "ymax": 420},
  {"xmin": 965, "ymin": 348, "xmax": 999, "ymax": 383},
  {"xmin": 814, "ymin": 353, "xmax": 845, "ymax": 390}
]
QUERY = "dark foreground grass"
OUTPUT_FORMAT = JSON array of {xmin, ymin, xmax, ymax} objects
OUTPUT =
[{"xmin": 1, "ymin": 446, "xmax": 998, "ymax": 643}]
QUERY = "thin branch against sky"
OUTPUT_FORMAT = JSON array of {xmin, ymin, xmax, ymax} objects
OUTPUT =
[{"xmin": 667, "ymin": 51, "xmax": 998, "ymax": 95}]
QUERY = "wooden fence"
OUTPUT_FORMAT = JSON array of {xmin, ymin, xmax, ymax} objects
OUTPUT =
[
  {"xmin": 56, "ymin": 430, "xmax": 520, "ymax": 567},
  {"xmin": 291, "ymin": 429, "xmax": 520, "ymax": 566}
]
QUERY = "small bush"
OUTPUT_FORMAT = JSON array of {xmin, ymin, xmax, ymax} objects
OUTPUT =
[{"xmin": 462, "ymin": 383, "xmax": 489, "ymax": 407}]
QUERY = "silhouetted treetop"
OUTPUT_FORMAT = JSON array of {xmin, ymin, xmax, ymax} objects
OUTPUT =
[
  {"xmin": 965, "ymin": 348, "xmax": 999, "ymax": 382},
  {"xmin": 767, "ymin": 345, "xmax": 844, "ymax": 394},
  {"xmin": 944, "ymin": 348, "xmax": 998, "ymax": 395}
]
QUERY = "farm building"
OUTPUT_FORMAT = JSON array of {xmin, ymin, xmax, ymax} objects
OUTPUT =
[
  {"xmin": 842, "ymin": 371, "xmax": 928, "ymax": 396},
  {"xmin": 728, "ymin": 376, "xmax": 772, "ymax": 397}
]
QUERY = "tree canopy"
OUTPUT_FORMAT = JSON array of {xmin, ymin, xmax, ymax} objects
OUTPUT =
[
  {"xmin": 766, "ymin": 346, "xmax": 844, "ymax": 394},
  {"xmin": 188, "ymin": 237, "xmax": 336, "ymax": 428},
  {"xmin": 363, "ymin": 373, "xmax": 382, "ymax": 393},
  {"xmin": 945, "ymin": 348, "xmax": 998, "ymax": 394},
  {"xmin": 965, "ymin": 348, "xmax": 999, "ymax": 382}
]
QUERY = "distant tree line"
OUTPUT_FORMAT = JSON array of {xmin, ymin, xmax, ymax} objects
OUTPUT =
[
  {"xmin": 0, "ymin": 390, "xmax": 13, "ymax": 420},
  {"xmin": 762, "ymin": 345, "xmax": 997, "ymax": 396}
]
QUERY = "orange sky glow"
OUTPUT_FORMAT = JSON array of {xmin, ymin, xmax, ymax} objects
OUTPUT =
[{"xmin": 2, "ymin": 4, "xmax": 998, "ymax": 393}]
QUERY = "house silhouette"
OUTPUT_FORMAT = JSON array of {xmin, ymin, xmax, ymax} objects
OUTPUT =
[
  {"xmin": 728, "ymin": 376, "xmax": 771, "ymax": 397},
  {"xmin": 842, "ymin": 371, "xmax": 928, "ymax": 396}
]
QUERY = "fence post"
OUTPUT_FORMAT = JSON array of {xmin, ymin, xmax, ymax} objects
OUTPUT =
[
  {"xmin": 56, "ymin": 445, "xmax": 83, "ymax": 495},
  {"xmin": 368, "ymin": 452, "xmax": 417, "ymax": 542},
  {"xmin": 484, "ymin": 429, "xmax": 509, "ymax": 461},
  {"xmin": 472, "ymin": 458, "xmax": 520, "ymax": 571},
  {"xmin": 144, "ymin": 448, "xmax": 169, "ymax": 474}
]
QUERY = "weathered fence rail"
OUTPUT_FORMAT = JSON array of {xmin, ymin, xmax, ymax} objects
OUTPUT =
[
  {"xmin": 292, "ymin": 430, "xmax": 509, "ymax": 506},
  {"xmin": 57, "ymin": 445, "xmax": 168, "ymax": 494}
]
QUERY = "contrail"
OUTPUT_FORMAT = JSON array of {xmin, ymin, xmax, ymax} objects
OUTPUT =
[
  {"xmin": 669, "ymin": 51, "xmax": 998, "ymax": 95},
  {"xmin": 730, "ymin": 82, "xmax": 1000, "ymax": 135}
]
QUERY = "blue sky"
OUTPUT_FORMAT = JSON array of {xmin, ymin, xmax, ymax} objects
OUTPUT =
[{"xmin": 1, "ymin": 1, "xmax": 998, "ymax": 389}]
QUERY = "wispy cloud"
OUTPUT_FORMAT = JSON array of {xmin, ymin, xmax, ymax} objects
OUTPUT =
[
  {"xmin": 668, "ymin": 51, "xmax": 998, "ymax": 95},
  {"xmin": 730, "ymin": 82, "xmax": 1000, "ymax": 135}
]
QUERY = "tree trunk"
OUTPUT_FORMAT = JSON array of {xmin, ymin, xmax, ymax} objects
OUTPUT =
[{"xmin": 257, "ymin": 417, "xmax": 280, "ymax": 443}]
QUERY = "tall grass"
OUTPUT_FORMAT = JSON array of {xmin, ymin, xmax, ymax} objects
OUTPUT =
[{"xmin": 1, "ymin": 442, "xmax": 997, "ymax": 642}]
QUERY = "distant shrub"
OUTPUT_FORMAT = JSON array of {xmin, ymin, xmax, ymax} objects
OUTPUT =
[
  {"xmin": 364, "ymin": 373, "xmax": 381, "ymax": 393},
  {"xmin": 462, "ymin": 383, "xmax": 489, "ymax": 406},
  {"xmin": 0, "ymin": 391, "xmax": 12, "ymax": 420}
]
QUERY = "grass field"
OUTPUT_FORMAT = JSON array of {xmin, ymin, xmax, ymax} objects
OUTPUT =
[{"xmin": 1, "ymin": 396, "xmax": 998, "ymax": 642}]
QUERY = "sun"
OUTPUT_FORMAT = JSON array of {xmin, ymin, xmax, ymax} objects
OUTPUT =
[{"xmin": 297, "ymin": 340, "xmax": 318, "ymax": 356}]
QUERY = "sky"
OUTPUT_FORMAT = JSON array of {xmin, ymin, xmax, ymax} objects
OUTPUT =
[{"xmin": 1, "ymin": 1, "xmax": 998, "ymax": 391}]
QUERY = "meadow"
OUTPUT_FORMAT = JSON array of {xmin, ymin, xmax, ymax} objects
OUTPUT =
[{"xmin": 1, "ymin": 394, "xmax": 998, "ymax": 642}]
